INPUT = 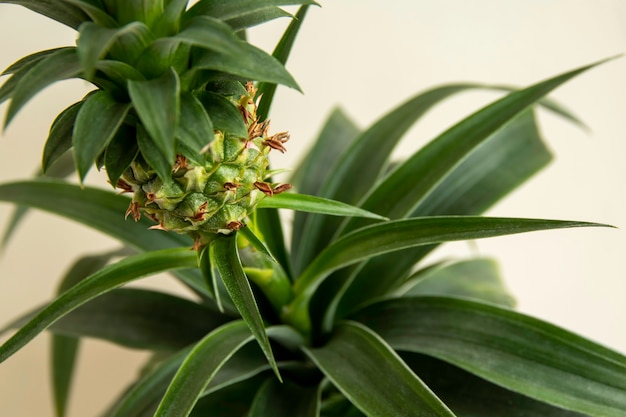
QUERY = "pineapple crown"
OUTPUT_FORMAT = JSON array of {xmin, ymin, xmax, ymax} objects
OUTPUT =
[{"xmin": 0, "ymin": 0, "xmax": 311, "ymax": 185}]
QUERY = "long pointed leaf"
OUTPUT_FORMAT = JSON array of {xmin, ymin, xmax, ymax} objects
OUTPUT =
[
  {"xmin": 174, "ymin": 16, "xmax": 243, "ymax": 54},
  {"xmin": 342, "ymin": 59, "xmax": 610, "ymax": 235},
  {"xmin": 285, "ymin": 216, "xmax": 608, "ymax": 334},
  {"xmin": 210, "ymin": 235, "xmax": 280, "ymax": 379},
  {"xmin": 0, "ymin": 0, "xmax": 89, "ymax": 29},
  {"xmin": 51, "ymin": 335, "xmax": 79, "ymax": 417},
  {"xmin": 403, "ymin": 353, "xmax": 588, "ymax": 417},
  {"xmin": 4, "ymin": 48, "xmax": 83, "ymax": 127},
  {"xmin": 73, "ymin": 90, "xmax": 131, "ymax": 181},
  {"xmin": 154, "ymin": 320, "xmax": 253, "ymax": 417},
  {"xmin": 128, "ymin": 68, "xmax": 180, "ymax": 164},
  {"xmin": 247, "ymin": 377, "xmax": 320, "ymax": 417},
  {"xmin": 0, "ymin": 180, "xmax": 210, "ymax": 297},
  {"xmin": 303, "ymin": 321, "xmax": 456, "ymax": 417},
  {"xmin": 42, "ymin": 101, "xmax": 84, "ymax": 174},
  {"xmin": 0, "ymin": 248, "xmax": 197, "ymax": 364},
  {"xmin": 354, "ymin": 297, "xmax": 626, "ymax": 417},
  {"xmin": 257, "ymin": 193, "xmax": 387, "ymax": 220},
  {"xmin": 256, "ymin": 4, "xmax": 310, "ymax": 121}
]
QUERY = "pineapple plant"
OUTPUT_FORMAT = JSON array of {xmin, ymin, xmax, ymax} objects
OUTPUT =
[{"xmin": 1, "ymin": 1, "xmax": 625, "ymax": 417}]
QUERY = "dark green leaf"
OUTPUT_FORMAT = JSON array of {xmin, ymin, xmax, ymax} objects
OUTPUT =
[
  {"xmin": 355, "ymin": 297, "xmax": 626, "ymax": 417},
  {"xmin": 0, "ymin": 0, "xmax": 89, "ymax": 29},
  {"xmin": 256, "ymin": 4, "xmax": 310, "ymax": 121},
  {"xmin": 403, "ymin": 353, "xmax": 589, "ymax": 417},
  {"xmin": 248, "ymin": 377, "xmax": 320, "ymax": 417},
  {"xmin": 76, "ymin": 21, "xmax": 148, "ymax": 80},
  {"xmin": 177, "ymin": 92, "xmax": 214, "ymax": 162},
  {"xmin": 184, "ymin": 0, "xmax": 318, "ymax": 30},
  {"xmin": 328, "ymin": 110, "xmax": 557, "ymax": 326},
  {"xmin": 293, "ymin": 84, "xmax": 494, "ymax": 276},
  {"xmin": 174, "ymin": 16, "xmax": 244, "ymax": 55},
  {"xmin": 2, "ymin": 47, "xmax": 68, "ymax": 75},
  {"xmin": 258, "ymin": 193, "xmax": 387, "ymax": 220},
  {"xmin": 136, "ymin": 124, "xmax": 174, "ymax": 182},
  {"xmin": 73, "ymin": 90, "xmax": 131, "ymax": 181},
  {"xmin": 95, "ymin": 60, "xmax": 145, "ymax": 88},
  {"xmin": 303, "ymin": 321, "xmax": 456, "ymax": 417},
  {"xmin": 0, "ymin": 180, "xmax": 209, "ymax": 297},
  {"xmin": 104, "ymin": 124, "xmax": 139, "ymax": 186},
  {"xmin": 64, "ymin": 0, "xmax": 118, "ymax": 27},
  {"xmin": 196, "ymin": 91, "xmax": 247, "ymax": 138},
  {"xmin": 45, "ymin": 288, "xmax": 227, "ymax": 349},
  {"xmin": 193, "ymin": 42, "xmax": 300, "ymax": 91},
  {"xmin": 285, "ymin": 216, "xmax": 609, "ymax": 334},
  {"xmin": 189, "ymin": 375, "xmax": 266, "ymax": 417},
  {"xmin": 128, "ymin": 68, "xmax": 180, "ymax": 163},
  {"xmin": 51, "ymin": 335, "xmax": 80, "ymax": 417},
  {"xmin": 290, "ymin": 107, "xmax": 361, "ymax": 274},
  {"xmin": 154, "ymin": 321, "xmax": 253, "ymax": 417},
  {"xmin": 42, "ymin": 101, "xmax": 83, "ymax": 174},
  {"xmin": 404, "ymin": 258, "xmax": 516, "ymax": 308},
  {"xmin": 4, "ymin": 48, "xmax": 83, "ymax": 127},
  {"xmin": 343, "ymin": 61, "xmax": 609, "ymax": 235},
  {"xmin": 210, "ymin": 235, "xmax": 280, "ymax": 379},
  {"xmin": 153, "ymin": 0, "xmax": 189, "ymax": 37},
  {"xmin": 0, "ymin": 248, "xmax": 197, "ymax": 364},
  {"xmin": 253, "ymin": 208, "xmax": 292, "ymax": 282},
  {"xmin": 204, "ymin": 244, "xmax": 224, "ymax": 312}
]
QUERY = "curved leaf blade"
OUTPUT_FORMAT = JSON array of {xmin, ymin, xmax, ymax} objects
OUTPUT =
[
  {"xmin": 354, "ymin": 297, "xmax": 626, "ymax": 417},
  {"xmin": 0, "ymin": 0, "xmax": 89, "ymax": 29},
  {"xmin": 403, "ymin": 353, "xmax": 588, "ymax": 417},
  {"xmin": 257, "ymin": 193, "xmax": 388, "ymax": 220},
  {"xmin": 303, "ymin": 321, "xmax": 456, "ymax": 417},
  {"xmin": 43, "ymin": 101, "xmax": 83, "ymax": 174},
  {"xmin": 196, "ymin": 91, "xmax": 247, "ymax": 138},
  {"xmin": 154, "ymin": 320, "xmax": 253, "ymax": 417},
  {"xmin": 4, "ymin": 48, "xmax": 83, "ymax": 127},
  {"xmin": 73, "ymin": 90, "xmax": 131, "ymax": 181},
  {"xmin": 248, "ymin": 377, "xmax": 320, "ymax": 417},
  {"xmin": 403, "ymin": 257, "xmax": 516, "ymax": 308},
  {"xmin": 177, "ymin": 92, "xmax": 214, "ymax": 162},
  {"xmin": 210, "ymin": 235, "xmax": 280, "ymax": 379},
  {"xmin": 175, "ymin": 16, "xmax": 243, "ymax": 54},
  {"xmin": 286, "ymin": 216, "xmax": 609, "ymax": 334},
  {"xmin": 128, "ymin": 68, "xmax": 180, "ymax": 164},
  {"xmin": 0, "ymin": 248, "xmax": 197, "ymax": 364}
]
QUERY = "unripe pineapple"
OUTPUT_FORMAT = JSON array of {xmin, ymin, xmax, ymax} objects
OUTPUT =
[
  {"xmin": 120, "ymin": 82, "xmax": 292, "ymax": 248},
  {"xmin": 0, "ymin": 0, "xmax": 302, "ymax": 248}
]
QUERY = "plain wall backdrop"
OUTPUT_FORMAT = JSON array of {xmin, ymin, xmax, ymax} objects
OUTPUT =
[{"xmin": 1, "ymin": 1, "xmax": 625, "ymax": 416}]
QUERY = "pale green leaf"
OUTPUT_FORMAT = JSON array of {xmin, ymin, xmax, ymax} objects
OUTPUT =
[
  {"xmin": 0, "ymin": 248, "xmax": 197, "ymax": 364},
  {"xmin": 355, "ymin": 297, "xmax": 626, "ymax": 417},
  {"xmin": 73, "ymin": 90, "xmax": 131, "ymax": 181},
  {"xmin": 258, "ymin": 193, "xmax": 387, "ymax": 220},
  {"xmin": 154, "ymin": 321, "xmax": 253, "ymax": 417},
  {"xmin": 303, "ymin": 321, "xmax": 456, "ymax": 417},
  {"xmin": 128, "ymin": 68, "xmax": 180, "ymax": 163}
]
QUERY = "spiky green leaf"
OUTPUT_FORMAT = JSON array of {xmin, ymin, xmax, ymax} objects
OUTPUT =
[
  {"xmin": 210, "ymin": 235, "xmax": 280, "ymax": 379},
  {"xmin": 196, "ymin": 91, "xmax": 247, "ymax": 138},
  {"xmin": 404, "ymin": 258, "xmax": 516, "ymax": 308},
  {"xmin": 258, "ymin": 193, "xmax": 387, "ymax": 220},
  {"xmin": 0, "ymin": 0, "xmax": 89, "ymax": 29},
  {"xmin": 104, "ymin": 124, "xmax": 139, "ymax": 186},
  {"xmin": 4, "ymin": 48, "xmax": 83, "ymax": 127},
  {"xmin": 303, "ymin": 321, "xmax": 456, "ymax": 417},
  {"xmin": 154, "ymin": 321, "xmax": 253, "ymax": 417},
  {"xmin": 354, "ymin": 297, "xmax": 626, "ymax": 417},
  {"xmin": 177, "ymin": 92, "xmax": 214, "ymax": 161},
  {"xmin": 128, "ymin": 67, "xmax": 180, "ymax": 163},
  {"xmin": 42, "ymin": 101, "xmax": 83, "ymax": 174},
  {"xmin": 285, "ymin": 216, "xmax": 609, "ymax": 334},
  {"xmin": 0, "ymin": 248, "xmax": 197, "ymax": 364},
  {"xmin": 73, "ymin": 90, "xmax": 131, "ymax": 181},
  {"xmin": 174, "ymin": 16, "xmax": 244, "ymax": 54}
]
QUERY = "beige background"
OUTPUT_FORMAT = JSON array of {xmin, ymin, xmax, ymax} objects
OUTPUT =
[{"xmin": 1, "ymin": 1, "xmax": 626, "ymax": 416}]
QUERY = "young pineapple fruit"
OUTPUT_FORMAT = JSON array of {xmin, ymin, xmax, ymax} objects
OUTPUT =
[
  {"xmin": 120, "ymin": 82, "xmax": 292, "ymax": 248},
  {"xmin": 0, "ymin": 0, "xmax": 301, "ymax": 249}
]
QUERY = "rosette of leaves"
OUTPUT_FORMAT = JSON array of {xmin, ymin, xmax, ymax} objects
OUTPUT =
[{"xmin": 1, "ymin": 2, "xmax": 626, "ymax": 417}]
